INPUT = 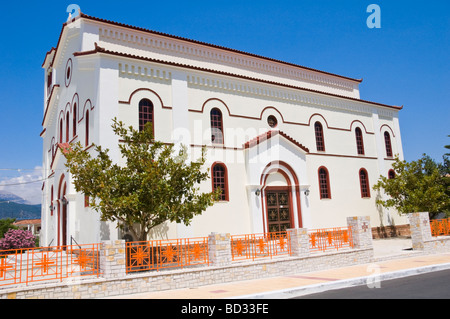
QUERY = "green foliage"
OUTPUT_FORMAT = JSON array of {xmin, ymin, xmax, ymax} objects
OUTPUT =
[
  {"xmin": 0, "ymin": 218, "xmax": 17, "ymax": 239},
  {"xmin": 373, "ymin": 154, "xmax": 450, "ymax": 218},
  {"xmin": 64, "ymin": 119, "xmax": 220, "ymax": 241}
]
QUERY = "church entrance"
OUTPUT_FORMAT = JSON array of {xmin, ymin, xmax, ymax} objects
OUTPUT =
[{"xmin": 265, "ymin": 187, "xmax": 292, "ymax": 233}]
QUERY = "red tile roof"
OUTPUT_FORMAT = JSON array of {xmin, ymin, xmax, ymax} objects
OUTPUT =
[
  {"xmin": 13, "ymin": 219, "xmax": 41, "ymax": 226},
  {"xmin": 244, "ymin": 130, "xmax": 310, "ymax": 153}
]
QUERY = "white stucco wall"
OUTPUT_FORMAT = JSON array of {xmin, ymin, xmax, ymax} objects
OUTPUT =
[{"xmin": 41, "ymin": 15, "xmax": 407, "ymax": 245}]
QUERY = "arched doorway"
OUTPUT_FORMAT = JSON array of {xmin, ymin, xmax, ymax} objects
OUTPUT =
[
  {"xmin": 265, "ymin": 186, "xmax": 292, "ymax": 233},
  {"xmin": 57, "ymin": 175, "xmax": 68, "ymax": 247},
  {"xmin": 260, "ymin": 161, "xmax": 302, "ymax": 233}
]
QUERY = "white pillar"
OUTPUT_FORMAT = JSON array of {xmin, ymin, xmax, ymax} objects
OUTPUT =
[{"xmin": 171, "ymin": 71, "xmax": 194, "ymax": 238}]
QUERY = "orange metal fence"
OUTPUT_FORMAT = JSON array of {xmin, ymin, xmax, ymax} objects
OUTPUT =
[
  {"xmin": 430, "ymin": 218, "xmax": 450, "ymax": 237},
  {"xmin": 231, "ymin": 231, "xmax": 291, "ymax": 261},
  {"xmin": 309, "ymin": 227, "xmax": 353, "ymax": 252},
  {"xmin": 126, "ymin": 237, "xmax": 209, "ymax": 274},
  {"xmin": 0, "ymin": 244, "xmax": 100, "ymax": 287}
]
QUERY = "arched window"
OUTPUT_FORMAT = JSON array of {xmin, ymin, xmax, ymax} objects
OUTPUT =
[
  {"xmin": 318, "ymin": 167, "xmax": 331, "ymax": 199},
  {"xmin": 355, "ymin": 127, "xmax": 365, "ymax": 155},
  {"xmin": 85, "ymin": 110, "xmax": 89, "ymax": 147},
  {"xmin": 314, "ymin": 122, "xmax": 325, "ymax": 151},
  {"xmin": 359, "ymin": 168, "xmax": 371, "ymax": 198},
  {"xmin": 59, "ymin": 118, "xmax": 63, "ymax": 144},
  {"xmin": 384, "ymin": 131, "xmax": 393, "ymax": 157},
  {"xmin": 139, "ymin": 99, "xmax": 154, "ymax": 133},
  {"xmin": 388, "ymin": 169, "xmax": 396, "ymax": 179},
  {"xmin": 210, "ymin": 108, "xmax": 223, "ymax": 144},
  {"xmin": 73, "ymin": 103, "xmax": 77, "ymax": 137},
  {"xmin": 212, "ymin": 162, "xmax": 228, "ymax": 201},
  {"xmin": 66, "ymin": 111, "xmax": 70, "ymax": 143}
]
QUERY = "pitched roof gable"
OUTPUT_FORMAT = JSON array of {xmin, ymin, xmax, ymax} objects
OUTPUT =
[{"xmin": 244, "ymin": 130, "xmax": 310, "ymax": 153}]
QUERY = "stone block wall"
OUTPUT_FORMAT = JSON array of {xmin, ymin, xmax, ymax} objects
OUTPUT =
[
  {"xmin": 99, "ymin": 240, "xmax": 126, "ymax": 279},
  {"xmin": 208, "ymin": 233, "xmax": 232, "ymax": 267},
  {"xmin": 409, "ymin": 212, "xmax": 450, "ymax": 253},
  {"xmin": 347, "ymin": 216, "xmax": 373, "ymax": 250},
  {"xmin": 288, "ymin": 228, "xmax": 310, "ymax": 257},
  {"xmin": 0, "ymin": 216, "xmax": 375, "ymax": 299}
]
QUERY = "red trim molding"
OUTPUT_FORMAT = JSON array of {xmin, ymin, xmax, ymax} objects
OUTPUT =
[{"xmin": 74, "ymin": 44, "xmax": 402, "ymax": 111}]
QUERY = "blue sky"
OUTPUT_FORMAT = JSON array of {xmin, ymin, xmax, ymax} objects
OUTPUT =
[{"xmin": 0, "ymin": 0, "xmax": 448, "ymax": 203}]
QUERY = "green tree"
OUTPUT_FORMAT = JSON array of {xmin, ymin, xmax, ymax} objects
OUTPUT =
[
  {"xmin": 0, "ymin": 218, "xmax": 17, "ymax": 239},
  {"xmin": 373, "ymin": 154, "xmax": 450, "ymax": 219},
  {"xmin": 64, "ymin": 119, "xmax": 220, "ymax": 241}
]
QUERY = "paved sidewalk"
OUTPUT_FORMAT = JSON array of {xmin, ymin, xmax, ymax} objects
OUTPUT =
[{"xmin": 102, "ymin": 238, "xmax": 450, "ymax": 299}]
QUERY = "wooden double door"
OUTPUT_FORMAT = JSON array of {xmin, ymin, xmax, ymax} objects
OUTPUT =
[{"xmin": 265, "ymin": 187, "xmax": 293, "ymax": 233}]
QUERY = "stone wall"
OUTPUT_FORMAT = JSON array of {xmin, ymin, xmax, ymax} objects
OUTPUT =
[
  {"xmin": 0, "ymin": 216, "xmax": 374, "ymax": 299},
  {"xmin": 409, "ymin": 212, "xmax": 450, "ymax": 253}
]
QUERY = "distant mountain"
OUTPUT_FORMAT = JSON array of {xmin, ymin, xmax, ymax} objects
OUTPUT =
[
  {"xmin": 0, "ymin": 191, "xmax": 29, "ymax": 205},
  {"xmin": 0, "ymin": 191, "xmax": 41, "ymax": 220}
]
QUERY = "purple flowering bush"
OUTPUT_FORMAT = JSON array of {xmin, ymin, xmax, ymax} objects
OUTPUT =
[{"xmin": 0, "ymin": 229, "xmax": 36, "ymax": 251}]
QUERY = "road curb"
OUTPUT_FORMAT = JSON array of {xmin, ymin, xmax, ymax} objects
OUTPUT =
[{"xmin": 230, "ymin": 262, "xmax": 450, "ymax": 299}]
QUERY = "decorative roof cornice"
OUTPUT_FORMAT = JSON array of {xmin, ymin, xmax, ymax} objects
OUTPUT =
[
  {"xmin": 74, "ymin": 44, "xmax": 403, "ymax": 111},
  {"xmin": 78, "ymin": 13, "xmax": 363, "ymax": 84}
]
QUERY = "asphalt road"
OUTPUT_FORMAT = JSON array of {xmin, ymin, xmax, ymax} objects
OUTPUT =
[{"xmin": 296, "ymin": 268, "xmax": 450, "ymax": 299}]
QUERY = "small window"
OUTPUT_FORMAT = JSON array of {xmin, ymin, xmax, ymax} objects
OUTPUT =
[
  {"xmin": 384, "ymin": 132, "xmax": 393, "ymax": 157},
  {"xmin": 212, "ymin": 163, "xmax": 228, "ymax": 201},
  {"xmin": 315, "ymin": 122, "xmax": 325, "ymax": 151},
  {"xmin": 388, "ymin": 169, "xmax": 396, "ymax": 179},
  {"xmin": 210, "ymin": 108, "xmax": 223, "ymax": 144},
  {"xmin": 47, "ymin": 70, "xmax": 53, "ymax": 94},
  {"xmin": 318, "ymin": 167, "xmax": 331, "ymax": 199},
  {"xmin": 359, "ymin": 168, "xmax": 371, "ymax": 198},
  {"xmin": 66, "ymin": 111, "xmax": 70, "ymax": 143},
  {"xmin": 85, "ymin": 110, "xmax": 90, "ymax": 147},
  {"xmin": 355, "ymin": 127, "xmax": 365, "ymax": 155},
  {"xmin": 267, "ymin": 115, "xmax": 278, "ymax": 128},
  {"xmin": 59, "ymin": 118, "xmax": 63, "ymax": 144},
  {"xmin": 139, "ymin": 99, "xmax": 154, "ymax": 133},
  {"xmin": 73, "ymin": 103, "xmax": 77, "ymax": 137}
]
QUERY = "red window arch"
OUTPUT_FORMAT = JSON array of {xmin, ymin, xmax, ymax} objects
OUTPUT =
[
  {"xmin": 318, "ymin": 166, "xmax": 331, "ymax": 199},
  {"xmin": 359, "ymin": 168, "xmax": 371, "ymax": 198},
  {"xmin": 355, "ymin": 127, "xmax": 365, "ymax": 155},
  {"xmin": 139, "ymin": 99, "xmax": 154, "ymax": 133},
  {"xmin": 384, "ymin": 131, "xmax": 393, "ymax": 157},
  {"xmin": 314, "ymin": 122, "xmax": 325, "ymax": 151},
  {"xmin": 212, "ymin": 162, "xmax": 228, "ymax": 201},
  {"xmin": 210, "ymin": 108, "xmax": 223, "ymax": 144}
]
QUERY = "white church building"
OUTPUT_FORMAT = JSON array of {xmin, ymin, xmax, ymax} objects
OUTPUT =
[{"xmin": 40, "ymin": 12, "xmax": 407, "ymax": 246}]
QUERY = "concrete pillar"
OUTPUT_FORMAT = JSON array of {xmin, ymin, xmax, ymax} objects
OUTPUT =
[
  {"xmin": 408, "ymin": 212, "xmax": 432, "ymax": 250},
  {"xmin": 287, "ymin": 228, "xmax": 310, "ymax": 257},
  {"xmin": 347, "ymin": 216, "xmax": 373, "ymax": 249},
  {"xmin": 99, "ymin": 240, "xmax": 126, "ymax": 279},
  {"xmin": 208, "ymin": 233, "xmax": 231, "ymax": 267}
]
